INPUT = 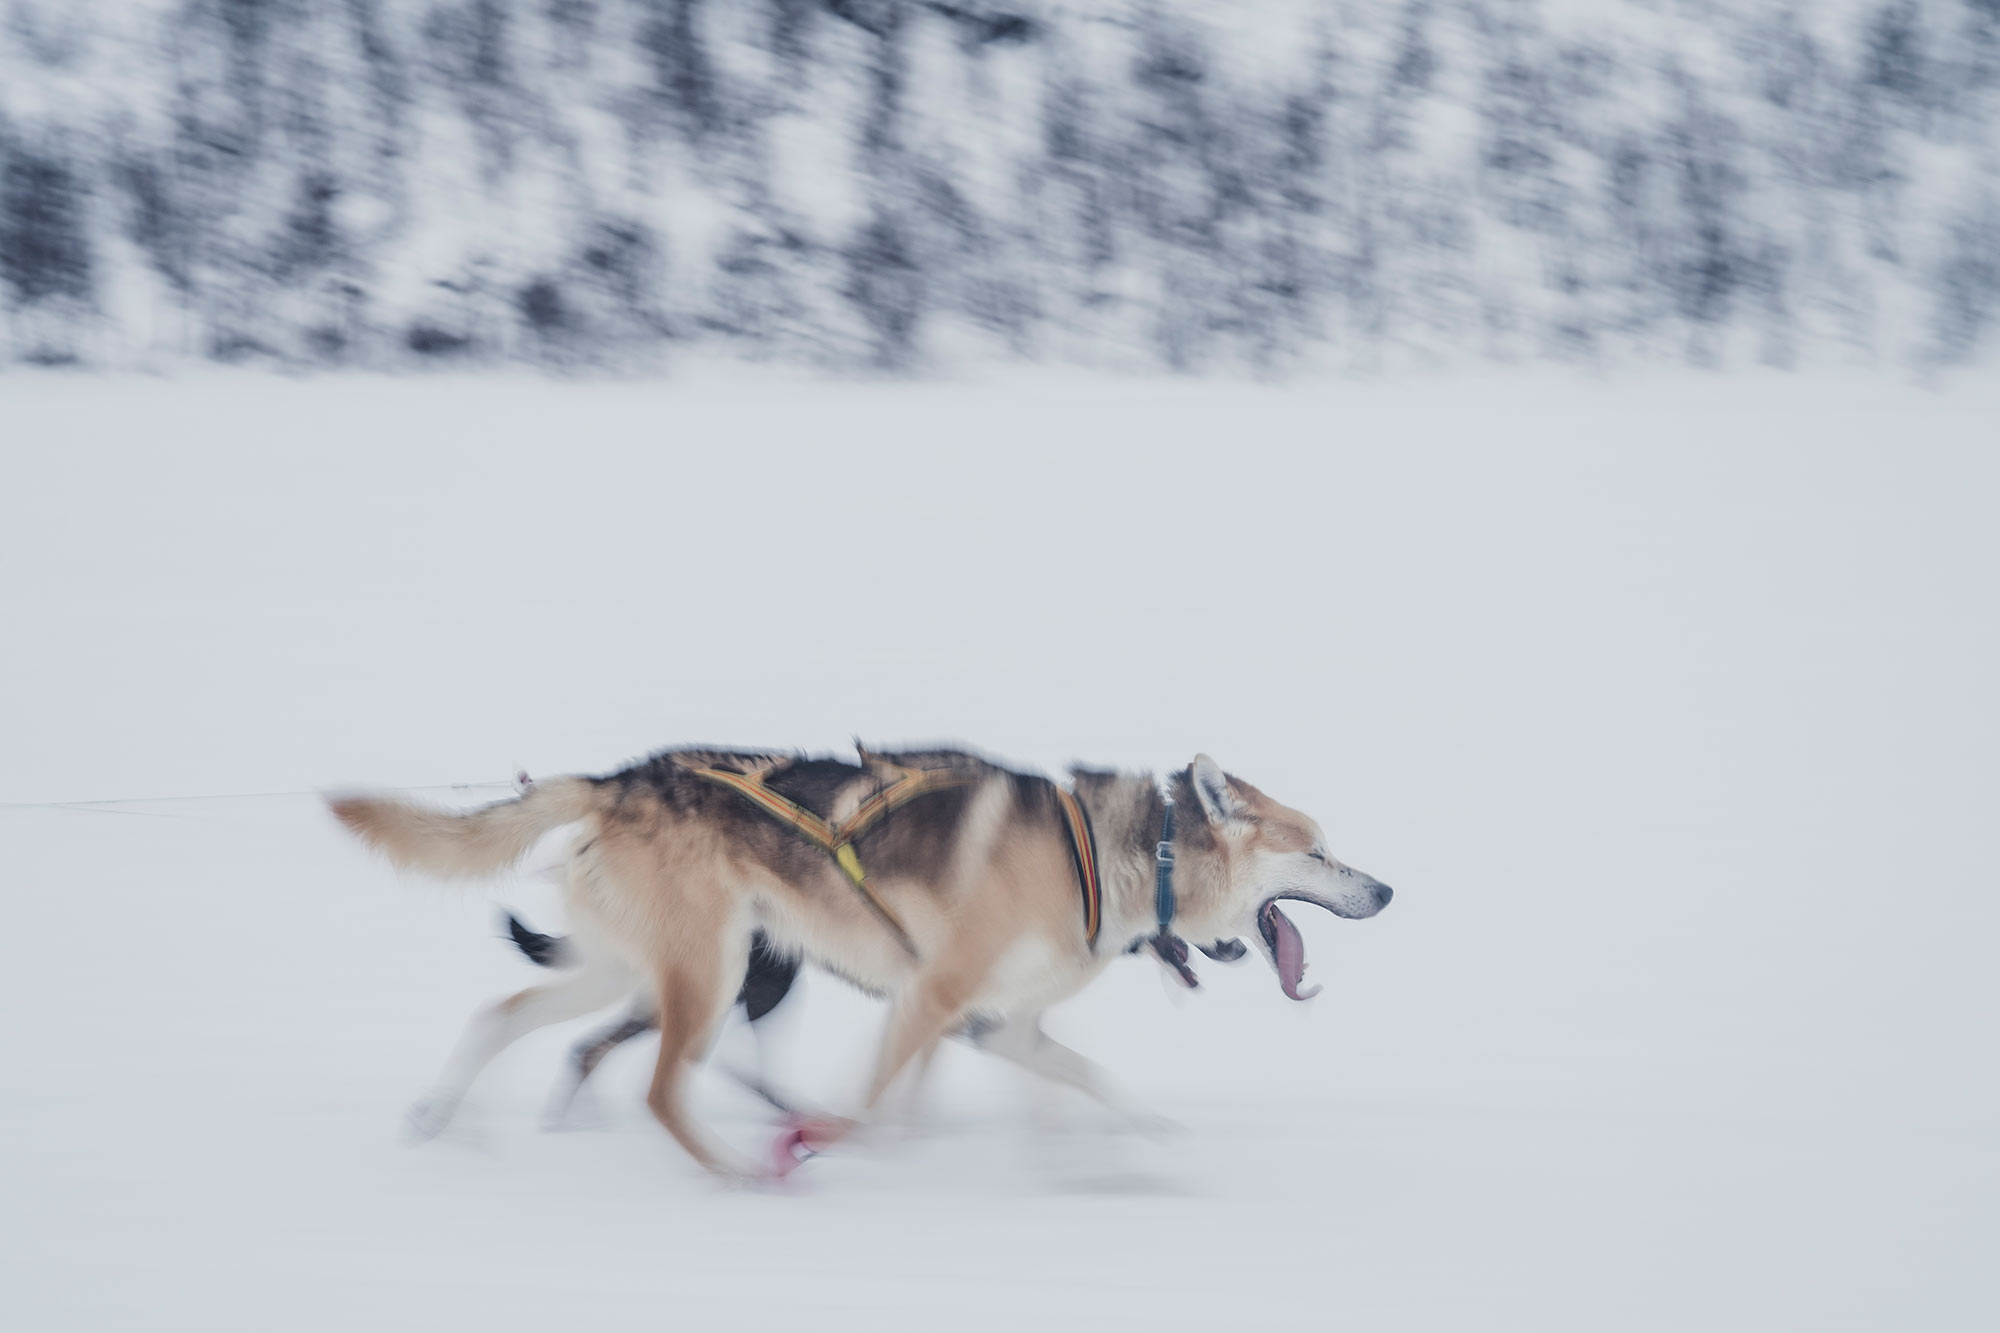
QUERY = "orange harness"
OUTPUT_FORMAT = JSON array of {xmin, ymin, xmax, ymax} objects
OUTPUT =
[
  {"xmin": 1053, "ymin": 786, "xmax": 1102, "ymax": 949},
  {"xmin": 688, "ymin": 761, "xmax": 1104, "ymax": 956}
]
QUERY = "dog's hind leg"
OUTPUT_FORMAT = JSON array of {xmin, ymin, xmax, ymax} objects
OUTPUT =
[
  {"xmin": 407, "ymin": 960, "xmax": 633, "ymax": 1140},
  {"xmin": 540, "ymin": 993, "xmax": 659, "ymax": 1129},
  {"xmin": 642, "ymin": 935, "xmax": 752, "ymax": 1176}
]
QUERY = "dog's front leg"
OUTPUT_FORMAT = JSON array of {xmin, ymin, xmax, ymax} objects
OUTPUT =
[
  {"xmin": 774, "ymin": 964, "xmax": 986, "ymax": 1171},
  {"xmin": 970, "ymin": 1015, "xmax": 1175, "ymax": 1135}
]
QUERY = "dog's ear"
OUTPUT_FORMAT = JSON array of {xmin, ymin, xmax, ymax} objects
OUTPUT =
[{"xmin": 1189, "ymin": 754, "xmax": 1250, "ymax": 826}]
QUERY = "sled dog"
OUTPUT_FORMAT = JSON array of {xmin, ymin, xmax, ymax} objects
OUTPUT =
[{"xmin": 330, "ymin": 745, "xmax": 1393, "ymax": 1176}]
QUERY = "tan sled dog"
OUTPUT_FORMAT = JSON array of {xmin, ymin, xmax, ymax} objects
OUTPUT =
[{"xmin": 329, "ymin": 746, "xmax": 1393, "ymax": 1177}]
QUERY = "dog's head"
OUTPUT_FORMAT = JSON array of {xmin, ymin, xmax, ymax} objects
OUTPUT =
[{"xmin": 1174, "ymin": 754, "xmax": 1393, "ymax": 1001}]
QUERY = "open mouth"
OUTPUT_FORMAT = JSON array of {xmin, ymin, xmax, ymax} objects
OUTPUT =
[{"xmin": 1258, "ymin": 898, "xmax": 1322, "ymax": 1001}]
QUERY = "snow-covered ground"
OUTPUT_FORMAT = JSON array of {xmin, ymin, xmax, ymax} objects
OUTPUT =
[{"xmin": 3, "ymin": 370, "xmax": 1996, "ymax": 1330}]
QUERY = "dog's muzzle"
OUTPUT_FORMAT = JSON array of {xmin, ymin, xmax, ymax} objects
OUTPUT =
[{"xmin": 1256, "ymin": 877, "xmax": 1393, "ymax": 1001}]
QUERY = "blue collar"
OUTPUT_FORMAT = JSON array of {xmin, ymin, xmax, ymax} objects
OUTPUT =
[
  {"xmin": 1141, "ymin": 796, "xmax": 1200, "ymax": 988},
  {"xmin": 1154, "ymin": 797, "xmax": 1177, "ymax": 933}
]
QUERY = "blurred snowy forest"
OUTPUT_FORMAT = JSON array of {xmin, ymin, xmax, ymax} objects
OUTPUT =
[{"xmin": 2, "ymin": 0, "xmax": 1997, "ymax": 371}]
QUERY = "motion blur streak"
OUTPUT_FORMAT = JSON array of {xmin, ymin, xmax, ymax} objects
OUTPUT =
[{"xmin": 2, "ymin": 0, "xmax": 1997, "ymax": 371}]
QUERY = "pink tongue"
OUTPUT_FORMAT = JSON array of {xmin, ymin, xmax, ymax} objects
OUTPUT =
[{"xmin": 1269, "ymin": 905, "xmax": 1321, "ymax": 1001}]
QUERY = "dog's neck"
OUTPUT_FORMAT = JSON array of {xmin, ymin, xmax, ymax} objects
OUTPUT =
[{"xmin": 1073, "ymin": 767, "xmax": 1232, "ymax": 949}]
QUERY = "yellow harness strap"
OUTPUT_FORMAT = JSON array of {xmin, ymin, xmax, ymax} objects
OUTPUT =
[{"xmin": 688, "ymin": 762, "xmax": 976, "ymax": 957}]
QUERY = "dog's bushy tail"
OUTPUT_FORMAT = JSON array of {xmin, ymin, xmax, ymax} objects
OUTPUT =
[{"xmin": 327, "ymin": 777, "xmax": 600, "ymax": 879}]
